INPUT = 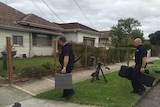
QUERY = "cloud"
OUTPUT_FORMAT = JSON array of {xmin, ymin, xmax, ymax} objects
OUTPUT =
[{"xmin": 0, "ymin": 0, "xmax": 160, "ymax": 38}]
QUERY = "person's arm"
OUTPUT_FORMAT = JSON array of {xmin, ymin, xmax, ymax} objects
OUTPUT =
[
  {"xmin": 140, "ymin": 57, "xmax": 147, "ymax": 73},
  {"xmin": 61, "ymin": 56, "xmax": 69, "ymax": 73}
]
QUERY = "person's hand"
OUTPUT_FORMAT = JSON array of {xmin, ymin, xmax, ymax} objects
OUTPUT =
[
  {"xmin": 140, "ymin": 67, "xmax": 145, "ymax": 73},
  {"xmin": 61, "ymin": 69, "xmax": 66, "ymax": 74}
]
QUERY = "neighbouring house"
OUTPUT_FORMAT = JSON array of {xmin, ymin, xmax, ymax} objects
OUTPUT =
[
  {"xmin": 58, "ymin": 23, "xmax": 100, "ymax": 47},
  {"xmin": 99, "ymin": 31, "xmax": 111, "ymax": 49},
  {"xmin": 0, "ymin": 2, "xmax": 63, "ymax": 58},
  {"xmin": 0, "ymin": 2, "xmax": 101, "ymax": 58}
]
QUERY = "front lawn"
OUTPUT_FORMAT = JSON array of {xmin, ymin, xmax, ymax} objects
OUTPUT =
[
  {"xmin": 36, "ymin": 60, "xmax": 160, "ymax": 107},
  {"xmin": 0, "ymin": 57, "xmax": 82, "ymax": 77}
]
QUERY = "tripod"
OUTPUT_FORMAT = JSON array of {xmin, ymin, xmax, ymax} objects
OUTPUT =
[{"xmin": 91, "ymin": 62, "xmax": 108, "ymax": 83}]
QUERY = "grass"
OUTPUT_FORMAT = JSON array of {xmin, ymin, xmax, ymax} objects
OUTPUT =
[
  {"xmin": 0, "ymin": 57, "xmax": 82, "ymax": 77},
  {"xmin": 36, "ymin": 72, "xmax": 138, "ymax": 107},
  {"xmin": 35, "ymin": 60, "xmax": 160, "ymax": 107},
  {"xmin": 0, "ymin": 57, "xmax": 59, "ymax": 77}
]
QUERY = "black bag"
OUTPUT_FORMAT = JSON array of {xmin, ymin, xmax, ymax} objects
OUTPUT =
[
  {"xmin": 12, "ymin": 103, "xmax": 21, "ymax": 107},
  {"xmin": 138, "ymin": 72, "xmax": 155, "ymax": 87},
  {"xmin": 119, "ymin": 65, "xmax": 133, "ymax": 80}
]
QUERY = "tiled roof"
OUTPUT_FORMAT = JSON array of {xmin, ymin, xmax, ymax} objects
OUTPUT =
[
  {"xmin": 58, "ymin": 22, "xmax": 99, "ymax": 32},
  {"xmin": 0, "ymin": 2, "xmax": 63, "ymax": 35},
  {"xmin": 100, "ymin": 31, "xmax": 110, "ymax": 39},
  {"xmin": 20, "ymin": 14, "xmax": 62, "ymax": 29},
  {"xmin": 0, "ymin": 2, "xmax": 25, "ymax": 26}
]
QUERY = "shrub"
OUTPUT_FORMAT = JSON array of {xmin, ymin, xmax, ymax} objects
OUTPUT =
[
  {"xmin": 42, "ymin": 62, "xmax": 54, "ymax": 74},
  {"xmin": 20, "ymin": 65, "xmax": 47, "ymax": 78}
]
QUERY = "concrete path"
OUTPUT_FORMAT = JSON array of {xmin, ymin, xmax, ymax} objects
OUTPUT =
[
  {"xmin": 0, "ymin": 86, "xmax": 31, "ymax": 107},
  {"xmin": 134, "ymin": 81, "xmax": 160, "ymax": 107},
  {"xmin": 1, "ymin": 57, "xmax": 159, "ymax": 107},
  {"xmin": 5, "ymin": 98, "xmax": 95, "ymax": 107}
]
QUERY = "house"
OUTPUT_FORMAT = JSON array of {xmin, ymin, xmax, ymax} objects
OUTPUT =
[
  {"xmin": 58, "ymin": 23, "xmax": 100, "ymax": 47},
  {"xmin": 0, "ymin": 2, "xmax": 101, "ymax": 58},
  {"xmin": 0, "ymin": 2, "xmax": 63, "ymax": 57},
  {"xmin": 99, "ymin": 31, "xmax": 111, "ymax": 49}
]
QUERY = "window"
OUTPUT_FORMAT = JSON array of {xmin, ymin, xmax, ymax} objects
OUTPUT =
[
  {"xmin": 83, "ymin": 37, "xmax": 95, "ymax": 47},
  {"xmin": 32, "ymin": 33, "xmax": 52, "ymax": 46},
  {"xmin": 13, "ymin": 36, "xmax": 23, "ymax": 46}
]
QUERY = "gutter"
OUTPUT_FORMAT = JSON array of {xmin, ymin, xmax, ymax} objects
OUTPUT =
[
  {"xmin": 0, "ymin": 24, "xmax": 63, "ymax": 36},
  {"xmin": 17, "ymin": 21, "xmax": 64, "ymax": 31},
  {"xmin": 63, "ymin": 28, "xmax": 100, "ymax": 35}
]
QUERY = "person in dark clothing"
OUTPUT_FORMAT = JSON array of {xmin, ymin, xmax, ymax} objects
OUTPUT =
[
  {"xmin": 131, "ymin": 38, "xmax": 147, "ymax": 95},
  {"xmin": 58, "ymin": 36, "xmax": 75, "ymax": 99}
]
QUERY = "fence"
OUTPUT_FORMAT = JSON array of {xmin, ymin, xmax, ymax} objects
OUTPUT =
[
  {"xmin": 1, "ymin": 37, "xmax": 136, "ymax": 84},
  {"xmin": 71, "ymin": 42, "xmax": 136, "ymax": 67}
]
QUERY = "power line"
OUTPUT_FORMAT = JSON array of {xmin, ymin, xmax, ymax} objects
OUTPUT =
[
  {"xmin": 41, "ymin": 0, "xmax": 63, "ymax": 22},
  {"xmin": 73, "ymin": 0, "xmax": 95, "ymax": 28},
  {"xmin": 30, "ymin": 0, "xmax": 50, "ymax": 20},
  {"xmin": 47, "ymin": 0, "xmax": 65, "ymax": 19}
]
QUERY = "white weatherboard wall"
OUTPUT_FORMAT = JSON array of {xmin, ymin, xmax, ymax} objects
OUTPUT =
[
  {"xmin": 31, "ymin": 46, "xmax": 53, "ymax": 56},
  {"xmin": 62, "ymin": 31, "xmax": 99, "ymax": 47},
  {"xmin": 0, "ymin": 29, "xmax": 30, "ymax": 57},
  {"xmin": 77, "ymin": 32, "xmax": 99, "ymax": 47},
  {"xmin": 62, "ymin": 32, "xmax": 78, "ymax": 43}
]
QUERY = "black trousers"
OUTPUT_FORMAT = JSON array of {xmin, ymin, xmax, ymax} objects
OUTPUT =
[
  {"xmin": 63, "ymin": 65, "xmax": 74, "ymax": 97},
  {"xmin": 131, "ymin": 65, "xmax": 145, "ymax": 92}
]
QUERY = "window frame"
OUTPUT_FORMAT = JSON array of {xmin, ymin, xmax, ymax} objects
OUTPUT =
[
  {"xmin": 12, "ymin": 35, "xmax": 23, "ymax": 47},
  {"xmin": 32, "ymin": 33, "xmax": 52, "ymax": 47},
  {"xmin": 83, "ymin": 37, "xmax": 95, "ymax": 47}
]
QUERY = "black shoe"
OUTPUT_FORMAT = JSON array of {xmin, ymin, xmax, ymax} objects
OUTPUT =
[
  {"xmin": 60, "ymin": 95, "xmax": 67, "ymax": 98},
  {"xmin": 66, "ymin": 91, "xmax": 75, "ymax": 100},
  {"xmin": 138, "ymin": 90, "xmax": 146, "ymax": 96},
  {"xmin": 131, "ymin": 90, "xmax": 139, "ymax": 94}
]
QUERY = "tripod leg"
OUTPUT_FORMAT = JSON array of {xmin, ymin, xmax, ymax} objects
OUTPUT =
[
  {"xmin": 91, "ymin": 69, "xmax": 99, "ymax": 82},
  {"xmin": 101, "ymin": 69, "xmax": 107, "ymax": 83},
  {"xmin": 91, "ymin": 72, "xmax": 96, "ymax": 83}
]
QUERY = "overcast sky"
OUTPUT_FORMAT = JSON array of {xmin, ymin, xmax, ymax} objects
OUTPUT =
[{"xmin": 1, "ymin": 0, "xmax": 160, "ymax": 38}]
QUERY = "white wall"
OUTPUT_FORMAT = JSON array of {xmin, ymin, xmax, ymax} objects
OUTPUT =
[
  {"xmin": 0, "ymin": 29, "xmax": 30, "ymax": 57},
  {"xmin": 60, "ymin": 31, "xmax": 99, "ymax": 47},
  {"xmin": 62, "ymin": 32, "xmax": 78, "ymax": 43},
  {"xmin": 31, "ymin": 47, "xmax": 53, "ymax": 56},
  {"xmin": 77, "ymin": 32, "xmax": 99, "ymax": 47}
]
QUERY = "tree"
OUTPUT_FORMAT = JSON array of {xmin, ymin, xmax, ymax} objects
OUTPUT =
[
  {"xmin": 109, "ymin": 26, "xmax": 125, "ymax": 47},
  {"xmin": 109, "ymin": 18, "xmax": 142, "ymax": 66},
  {"xmin": 149, "ymin": 31, "xmax": 160, "ymax": 45},
  {"xmin": 131, "ymin": 29, "xmax": 144, "ymax": 41}
]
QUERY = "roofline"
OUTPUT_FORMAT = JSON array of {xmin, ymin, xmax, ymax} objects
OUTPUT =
[
  {"xmin": 63, "ymin": 29, "xmax": 100, "ymax": 35},
  {"xmin": 0, "ymin": 24, "xmax": 63, "ymax": 36},
  {"xmin": 17, "ymin": 21, "xmax": 64, "ymax": 31}
]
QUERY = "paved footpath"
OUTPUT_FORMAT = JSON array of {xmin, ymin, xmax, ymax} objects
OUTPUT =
[
  {"xmin": 0, "ymin": 57, "xmax": 159, "ymax": 107},
  {"xmin": 134, "ymin": 80, "xmax": 160, "ymax": 107}
]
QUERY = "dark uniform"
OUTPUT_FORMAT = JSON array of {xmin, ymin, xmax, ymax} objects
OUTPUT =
[
  {"xmin": 59, "ymin": 43, "xmax": 75, "ymax": 97},
  {"xmin": 131, "ymin": 45, "xmax": 147, "ymax": 93}
]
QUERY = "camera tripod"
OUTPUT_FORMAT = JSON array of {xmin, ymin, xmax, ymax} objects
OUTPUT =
[{"xmin": 91, "ymin": 62, "xmax": 109, "ymax": 83}]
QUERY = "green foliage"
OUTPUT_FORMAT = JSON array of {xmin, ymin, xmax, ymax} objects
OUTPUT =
[
  {"xmin": 71, "ymin": 42, "xmax": 136, "ymax": 65},
  {"xmin": 42, "ymin": 62, "xmax": 54, "ymax": 74},
  {"xmin": 0, "ymin": 57, "xmax": 67, "ymax": 77},
  {"xmin": 109, "ymin": 18, "xmax": 142, "ymax": 47},
  {"xmin": 143, "ymin": 41, "xmax": 152, "ymax": 50},
  {"xmin": 42, "ymin": 62, "xmax": 53, "ymax": 70},
  {"xmin": 149, "ymin": 31, "xmax": 160, "ymax": 45},
  {"xmin": 21, "ymin": 65, "xmax": 47, "ymax": 78},
  {"xmin": 118, "ymin": 18, "xmax": 141, "ymax": 34},
  {"xmin": 131, "ymin": 29, "xmax": 144, "ymax": 41}
]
